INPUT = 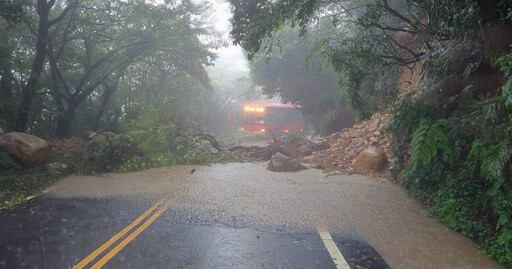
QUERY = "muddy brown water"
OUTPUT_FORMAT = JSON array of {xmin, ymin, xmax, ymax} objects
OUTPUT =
[{"xmin": 47, "ymin": 163, "xmax": 501, "ymax": 269}]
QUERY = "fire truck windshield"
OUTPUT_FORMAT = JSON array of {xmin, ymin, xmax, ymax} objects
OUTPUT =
[{"xmin": 243, "ymin": 112, "xmax": 265, "ymax": 124}]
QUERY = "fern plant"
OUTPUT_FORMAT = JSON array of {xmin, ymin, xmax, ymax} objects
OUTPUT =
[
  {"xmin": 386, "ymin": 92, "xmax": 436, "ymax": 165},
  {"xmin": 408, "ymin": 119, "xmax": 455, "ymax": 169},
  {"xmin": 386, "ymin": 34, "xmax": 512, "ymax": 268}
]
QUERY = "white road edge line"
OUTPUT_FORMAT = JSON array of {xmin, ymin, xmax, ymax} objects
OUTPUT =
[{"xmin": 318, "ymin": 230, "xmax": 351, "ymax": 269}]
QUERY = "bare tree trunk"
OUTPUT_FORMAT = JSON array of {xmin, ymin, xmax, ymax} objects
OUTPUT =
[
  {"xmin": 55, "ymin": 107, "xmax": 75, "ymax": 138},
  {"xmin": 15, "ymin": 0, "xmax": 50, "ymax": 132},
  {"xmin": 1, "ymin": 63, "xmax": 16, "ymax": 132},
  {"xmin": 91, "ymin": 79, "xmax": 119, "ymax": 131}
]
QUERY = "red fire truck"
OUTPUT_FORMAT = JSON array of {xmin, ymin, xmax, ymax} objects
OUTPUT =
[{"xmin": 240, "ymin": 104, "xmax": 305, "ymax": 136}]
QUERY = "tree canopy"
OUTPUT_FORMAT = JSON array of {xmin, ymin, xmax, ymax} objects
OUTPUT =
[
  {"xmin": 230, "ymin": 0, "xmax": 512, "ymax": 117},
  {"xmin": 0, "ymin": 0, "xmax": 218, "ymax": 138},
  {"xmin": 247, "ymin": 25, "xmax": 354, "ymax": 134}
]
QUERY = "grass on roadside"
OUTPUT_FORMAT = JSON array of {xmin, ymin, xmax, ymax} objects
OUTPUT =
[{"xmin": 0, "ymin": 166, "xmax": 64, "ymax": 210}]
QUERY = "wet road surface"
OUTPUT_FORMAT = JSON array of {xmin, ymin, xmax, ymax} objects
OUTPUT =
[{"xmin": 0, "ymin": 163, "xmax": 503, "ymax": 268}]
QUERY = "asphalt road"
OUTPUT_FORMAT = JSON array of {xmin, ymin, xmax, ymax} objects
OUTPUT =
[
  {"xmin": 0, "ymin": 196, "xmax": 386, "ymax": 269},
  {"xmin": 0, "ymin": 163, "xmax": 502, "ymax": 269}
]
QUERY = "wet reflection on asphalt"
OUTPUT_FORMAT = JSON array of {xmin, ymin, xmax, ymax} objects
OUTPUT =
[{"xmin": 0, "ymin": 163, "xmax": 502, "ymax": 268}]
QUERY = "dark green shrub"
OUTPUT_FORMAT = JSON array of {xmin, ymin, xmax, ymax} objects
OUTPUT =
[
  {"xmin": 86, "ymin": 133, "xmax": 146, "ymax": 172},
  {"xmin": 121, "ymin": 104, "xmax": 245, "ymax": 167}
]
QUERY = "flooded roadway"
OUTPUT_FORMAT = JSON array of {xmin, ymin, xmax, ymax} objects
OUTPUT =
[{"xmin": 0, "ymin": 163, "xmax": 502, "ymax": 268}]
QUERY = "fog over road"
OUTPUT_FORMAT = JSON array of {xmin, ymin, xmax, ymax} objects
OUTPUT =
[{"xmin": 0, "ymin": 163, "xmax": 501, "ymax": 268}]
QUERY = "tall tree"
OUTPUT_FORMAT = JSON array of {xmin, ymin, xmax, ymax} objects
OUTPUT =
[
  {"xmin": 230, "ymin": 0, "xmax": 511, "ymax": 117},
  {"xmin": 15, "ymin": 0, "xmax": 80, "ymax": 132},
  {"xmin": 46, "ymin": 0, "xmax": 215, "ymax": 137},
  {"xmin": 248, "ymin": 26, "xmax": 355, "ymax": 134},
  {"xmin": 0, "ymin": 0, "xmax": 25, "ymax": 132}
]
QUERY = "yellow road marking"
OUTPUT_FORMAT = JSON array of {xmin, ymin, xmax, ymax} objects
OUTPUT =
[
  {"xmin": 90, "ymin": 201, "xmax": 171, "ymax": 269},
  {"xmin": 72, "ymin": 198, "xmax": 165, "ymax": 269},
  {"xmin": 318, "ymin": 229, "xmax": 351, "ymax": 269}
]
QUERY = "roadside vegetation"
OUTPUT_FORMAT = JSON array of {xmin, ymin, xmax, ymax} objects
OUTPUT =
[
  {"xmin": 1, "ymin": 112, "xmax": 247, "ymax": 209},
  {"xmin": 229, "ymin": 0, "xmax": 512, "ymax": 266},
  {"xmin": 0, "ymin": 0, "xmax": 249, "ymax": 209},
  {"xmin": 0, "ymin": 166, "xmax": 61, "ymax": 209}
]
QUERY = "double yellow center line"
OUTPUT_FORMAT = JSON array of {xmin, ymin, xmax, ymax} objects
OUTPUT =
[{"xmin": 73, "ymin": 197, "xmax": 172, "ymax": 269}]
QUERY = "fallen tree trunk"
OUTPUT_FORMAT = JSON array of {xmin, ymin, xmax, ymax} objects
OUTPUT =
[{"xmin": 194, "ymin": 133, "xmax": 285, "ymax": 160}]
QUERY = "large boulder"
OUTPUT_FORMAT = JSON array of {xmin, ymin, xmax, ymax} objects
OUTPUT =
[
  {"xmin": 267, "ymin": 152, "xmax": 307, "ymax": 172},
  {"xmin": 0, "ymin": 151, "xmax": 22, "ymax": 169},
  {"xmin": 351, "ymin": 147, "xmax": 387, "ymax": 172},
  {"xmin": 0, "ymin": 132, "xmax": 51, "ymax": 167}
]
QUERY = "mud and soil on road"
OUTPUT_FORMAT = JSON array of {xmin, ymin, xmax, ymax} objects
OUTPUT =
[
  {"xmin": 40, "ymin": 163, "xmax": 500, "ymax": 269},
  {"xmin": 233, "ymin": 113, "xmax": 394, "ymax": 179}
]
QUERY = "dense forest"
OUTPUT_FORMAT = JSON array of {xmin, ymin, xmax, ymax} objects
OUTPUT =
[
  {"xmin": 2, "ymin": 0, "xmax": 512, "ymax": 267},
  {"xmin": 0, "ymin": 0, "xmax": 244, "ymax": 138}
]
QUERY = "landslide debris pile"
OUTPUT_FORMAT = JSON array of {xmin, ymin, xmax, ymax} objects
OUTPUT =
[
  {"xmin": 48, "ymin": 137, "xmax": 87, "ymax": 155},
  {"xmin": 48, "ymin": 131, "xmax": 104, "ymax": 155},
  {"xmin": 311, "ymin": 113, "xmax": 394, "ymax": 178}
]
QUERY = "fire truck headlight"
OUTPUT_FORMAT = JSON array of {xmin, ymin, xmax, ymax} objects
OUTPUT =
[{"xmin": 261, "ymin": 129, "xmax": 265, "ymax": 132}]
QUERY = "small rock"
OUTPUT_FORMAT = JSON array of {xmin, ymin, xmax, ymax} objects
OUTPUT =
[
  {"xmin": 267, "ymin": 152, "xmax": 307, "ymax": 172},
  {"xmin": 304, "ymin": 163, "xmax": 322, "ymax": 169},
  {"xmin": 83, "ymin": 131, "xmax": 105, "ymax": 141},
  {"xmin": 302, "ymin": 155, "xmax": 316, "ymax": 163},
  {"xmin": 46, "ymin": 162, "xmax": 69, "ymax": 174},
  {"xmin": 388, "ymin": 163, "xmax": 402, "ymax": 180}
]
